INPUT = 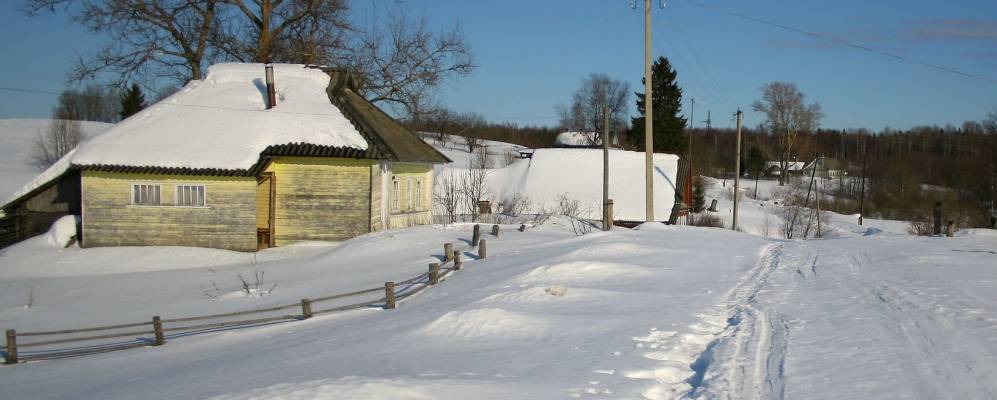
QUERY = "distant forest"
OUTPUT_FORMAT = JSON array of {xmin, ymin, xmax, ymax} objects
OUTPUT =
[{"xmin": 417, "ymin": 116, "xmax": 997, "ymax": 229}]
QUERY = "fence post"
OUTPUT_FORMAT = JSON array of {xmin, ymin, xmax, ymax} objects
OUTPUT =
[
  {"xmin": 453, "ymin": 252, "xmax": 462, "ymax": 270},
  {"xmin": 933, "ymin": 201, "xmax": 943, "ymax": 235},
  {"xmin": 4, "ymin": 329, "xmax": 16, "ymax": 365},
  {"xmin": 152, "ymin": 316, "xmax": 165, "ymax": 346},
  {"xmin": 429, "ymin": 263, "xmax": 440, "ymax": 285},
  {"xmin": 384, "ymin": 282, "xmax": 396, "ymax": 309},
  {"xmin": 479, "ymin": 239, "xmax": 487, "ymax": 259},
  {"xmin": 946, "ymin": 220, "xmax": 954, "ymax": 237},
  {"xmin": 491, "ymin": 224, "xmax": 500, "ymax": 237},
  {"xmin": 444, "ymin": 242, "xmax": 454, "ymax": 262},
  {"xmin": 472, "ymin": 224, "xmax": 481, "ymax": 247},
  {"xmin": 519, "ymin": 224, "xmax": 526, "ymax": 232},
  {"xmin": 301, "ymin": 298, "xmax": 313, "ymax": 319}
]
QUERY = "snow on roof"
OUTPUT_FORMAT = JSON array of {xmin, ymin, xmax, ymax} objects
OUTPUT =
[
  {"xmin": 72, "ymin": 63, "xmax": 367, "ymax": 171},
  {"xmin": 555, "ymin": 131, "xmax": 598, "ymax": 147},
  {"xmin": 4, "ymin": 148, "xmax": 78, "ymax": 207},
  {"xmin": 765, "ymin": 161, "xmax": 806, "ymax": 171}
]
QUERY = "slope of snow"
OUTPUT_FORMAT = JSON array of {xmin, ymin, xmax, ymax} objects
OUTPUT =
[
  {"xmin": 72, "ymin": 63, "xmax": 366, "ymax": 171},
  {"xmin": 440, "ymin": 148, "xmax": 678, "ymax": 221},
  {"xmin": 555, "ymin": 131, "xmax": 597, "ymax": 147},
  {"xmin": 0, "ymin": 118, "xmax": 111, "ymax": 202}
]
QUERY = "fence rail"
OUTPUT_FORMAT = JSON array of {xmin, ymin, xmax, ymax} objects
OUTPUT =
[{"xmin": 2, "ymin": 224, "xmax": 505, "ymax": 365}]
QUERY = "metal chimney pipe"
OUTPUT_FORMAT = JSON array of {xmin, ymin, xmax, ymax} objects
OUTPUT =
[{"xmin": 264, "ymin": 64, "xmax": 276, "ymax": 109}]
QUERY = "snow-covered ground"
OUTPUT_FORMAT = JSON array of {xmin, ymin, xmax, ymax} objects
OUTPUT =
[
  {"xmin": 0, "ymin": 118, "xmax": 111, "ymax": 201},
  {"xmin": 1, "ymin": 135, "xmax": 995, "ymax": 399}
]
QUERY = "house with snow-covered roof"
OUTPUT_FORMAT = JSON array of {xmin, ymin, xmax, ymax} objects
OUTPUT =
[{"xmin": 0, "ymin": 63, "xmax": 449, "ymax": 251}]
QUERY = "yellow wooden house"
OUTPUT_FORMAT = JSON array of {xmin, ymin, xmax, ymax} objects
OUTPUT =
[{"xmin": 1, "ymin": 63, "xmax": 449, "ymax": 251}]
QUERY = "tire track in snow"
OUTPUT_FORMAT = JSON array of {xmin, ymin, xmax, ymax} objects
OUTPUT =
[{"xmin": 613, "ymin": 243, "xmax": 790, "ymax": 400}]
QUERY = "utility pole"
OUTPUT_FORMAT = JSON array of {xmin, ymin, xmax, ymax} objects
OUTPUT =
[
  {"xmin": 643, "ymin": 0, "xmax": 654, "ymax": 222},
  {"xmin": 603, "ymin": 105, "xmax": 612, "ymax": 231},
  {"xmin": 859, "ymin": 137, "xmax": 868, "ymax": 226},
  {"xmin": 733, "ymin": 109, "xmax": 743, "ymax": 231},
  {"xmin": 704, "ymin": 110, "xmax": 712, "ymax": 175}
]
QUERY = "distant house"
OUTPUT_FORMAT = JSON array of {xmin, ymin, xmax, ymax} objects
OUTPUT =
[
  {"xmin": 554, "ymin": 131, "xmax": 619, "ymax": 148},
  {"xmin": 0, "ymin": 63, "xmax": 449, "ymax": 251},
  {"xmin": 763, "ymin": 161, "xmax": 806, "ymax": 177}
]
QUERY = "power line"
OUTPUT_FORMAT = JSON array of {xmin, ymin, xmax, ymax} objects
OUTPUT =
[
  {"xmin": 0, "ymin": 86, "xmax": 62, "ymax": 96},
  {"xmin": 684, "ymin": 0, "xmax": 997, "ymax": 86}
]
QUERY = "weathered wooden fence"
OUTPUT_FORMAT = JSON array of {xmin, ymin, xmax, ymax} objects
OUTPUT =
[{"xmin": 2, "ymin": 224, "xmax": 504, "ymax": 365}]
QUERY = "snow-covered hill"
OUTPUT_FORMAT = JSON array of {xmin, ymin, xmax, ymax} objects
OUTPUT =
[{"xmin": 0, "ymin": 118, "xmax": 112, "ymax": 201}]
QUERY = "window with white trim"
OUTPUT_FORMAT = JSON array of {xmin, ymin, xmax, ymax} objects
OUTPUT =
[
  {"xmin": 415, "ymin": 179, "xmax": 423, "ymax": 209},
  {"xmin": 407, "ymin": 178, "xmax": 414, "ymax": 210},
  {"xmin": 132, "ymin": 184, "xmax": 161, "ymax": 205},
  {"xmin": 392, "ymin": 178, "xmax": 400, "ymax": 211},
  {"xmin": 176, "ymin": 185, "xmax": 206, "ymax": 207}
]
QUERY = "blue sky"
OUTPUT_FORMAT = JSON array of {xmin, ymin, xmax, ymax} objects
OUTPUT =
[{"xmin": 2, "ymin": 0, "xmax": 996, "ymax": 130}]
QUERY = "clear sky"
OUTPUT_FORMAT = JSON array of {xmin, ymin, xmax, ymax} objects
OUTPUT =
[{"xmin": 2, "ymin": 0, "xmax": 995, "ymax": 131}]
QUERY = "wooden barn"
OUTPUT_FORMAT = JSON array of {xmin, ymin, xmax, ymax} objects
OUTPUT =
[{"xmin": 0, "ymin": 63, "xmax": 449, "ymax": 251}]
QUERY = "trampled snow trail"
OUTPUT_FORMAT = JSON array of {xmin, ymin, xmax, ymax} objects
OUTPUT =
[{"xmin": 689, "ymin": 237, "xmax": 997, "ymax": 400}]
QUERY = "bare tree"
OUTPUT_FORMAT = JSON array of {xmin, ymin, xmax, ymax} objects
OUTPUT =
[
  {"xmin": 24, "ymin": 0, "xmax": 222, "ymax": 85},
  {"xmin": 214, "ymin": 0, "xmax": 350, "ymax": 64},
  {"xmin": 348, "ymin": 9, "xmax": 476, "ymax": 119},
  {"xmin": 433, "ymin": 173, "xmax": 461, "ymax": 224},
  {"xmin": 461, "ymin": 148, "xmax": 489, "ymax": 221},
  {"xmin": 752, "ymin": 82, "xmax": 823, "ymax": 185},
  {"xmin": 32, "ymin": 119, "xmax": 84, "ymax": 169},
  {"xmin": 455, "ymin": 111, "xmax": 486, "ymax": 153},
  {"xmin": 54, "ymin": 84, "xmax": 118, "ymax": 122},
  {"xmin": 557, "ymin": 73, "xmax": 630, "ymax": 145}
]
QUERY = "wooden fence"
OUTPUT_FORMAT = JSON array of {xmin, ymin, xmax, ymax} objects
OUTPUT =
[{"xmin": 2, "ymin": 224, "xmax": 503, "ymax": 365}]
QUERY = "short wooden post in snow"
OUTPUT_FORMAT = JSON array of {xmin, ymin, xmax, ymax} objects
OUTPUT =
[
  {"xmin": 301, "ymin": 298, "xmax": 313, "ymax": 319},
  {"xmin": 4, "ymin": 329, "xmax": 17, "ymax": 365},
  {"xmin": 429, "ymin": 263, "xmax": 440, "ymax": 285},
  {"xmin": 933, "ymin": 201, "xmax": 943, "ymax": 236},
  {"xmin": 152, "ymin": 316, "xmax": 165, "ymax": 346},
  {"xmin": 946, "ymin": 220, "xmax": 954, "ymax": 237},
  {"xmin": 444, "ymin": 242, "xmax": 454, "ymax": 262},
  {"xmin": 518, "ymin": 224, "xmax": 526, "ymax": 232},
  {"xmin": 453, "ymin": 252, "xmax": 462, "ymax": 270},
  {"xmin": 491, "ymin": 224, "xmax": 500, "ymax": 237},
  {"xmin": 478, "ymin": 239, "xmax": 487, "ymax": 259},
  {"xmin": 384, "ymin": 282, "xmax": 396, "ymax": 309},
  {"xmin": 472, "ymin": 224, "xmax": 481, "ymax": 247}
]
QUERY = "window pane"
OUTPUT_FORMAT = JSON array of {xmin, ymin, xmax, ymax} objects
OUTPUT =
[
  {"xmin": 153, "ymin": 185, "xmax": 160, "ymax": 205},
  {"xmin": 197, "ymin": 186, "xmax": 205, "ymax": 206}
]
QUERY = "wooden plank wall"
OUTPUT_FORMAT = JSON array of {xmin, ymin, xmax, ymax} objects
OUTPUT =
[
  {"xmin": 81, "ymin": 171, "xmax": 257, "ymax": 251},
  {"xmin": 271, "ymin": 157, "xmax": 373, "ymax": 245},
  {"xmin": 387, "ymin": 163, "xmax": 433, "ymax": 229}
]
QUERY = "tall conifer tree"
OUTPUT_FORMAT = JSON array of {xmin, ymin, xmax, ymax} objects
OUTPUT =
[
  {"xmin": 119, "ymin": 83, "xmax": 147, "ymax": 120},
  {"xmin": 630, "ymin": 56, "xmax": 687, "ymax": 153}
]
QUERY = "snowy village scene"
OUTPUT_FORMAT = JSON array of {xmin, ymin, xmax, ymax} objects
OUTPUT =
[{"xmin": 1, "ymin": 0, "xmax": 996, "ymax": 399}]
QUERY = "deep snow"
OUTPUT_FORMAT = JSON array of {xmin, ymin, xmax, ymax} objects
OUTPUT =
[{"xmin": 0, "ymin": 134, "xmax": 995, "ymax": 399}]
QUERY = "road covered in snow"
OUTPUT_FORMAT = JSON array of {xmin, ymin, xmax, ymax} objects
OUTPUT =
[{"xmin": 1, "ymin": 216, "xmax": 996, "ymax": 399}]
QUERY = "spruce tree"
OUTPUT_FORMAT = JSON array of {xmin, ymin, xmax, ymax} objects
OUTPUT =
[
  {"xmin": 630, "ymin": 56, "xmax": 687, "ymax": 153},
  {"xmin": 692, "ymin": 177, "xmax": 706, "ymax": 213},
  {"xmin": 118, "ymin": 83, "xmax": 147, "ymax": 120}
]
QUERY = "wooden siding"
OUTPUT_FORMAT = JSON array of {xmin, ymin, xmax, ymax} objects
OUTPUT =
[
  {"xmin": 370, "ymin": 163, "xmax": 385, "ymax": 231},
  {"xmin": 271, "ymin": 157, "xmax": 373, "ymax": 246},
  {"xmin": 387, "ymin": 163, "xmax": 433, "ymax": 229},
  {"xmin": 81, "ymin": 171, "xmax": 257, "ymax": 251}
]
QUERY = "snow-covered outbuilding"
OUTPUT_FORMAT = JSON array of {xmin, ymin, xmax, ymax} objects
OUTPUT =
[{"xmin": 0, "ymin": 63, "xmax": 449, "ymax": 251}]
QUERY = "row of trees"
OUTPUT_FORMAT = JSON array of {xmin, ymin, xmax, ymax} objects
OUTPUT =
[
  {"xmin": 32, "ymin": 83, "xmax": 150, "ymax": 168},
  {"xmin": 23, "ymin": 0, "xmax": 475, "ymax": 120}
]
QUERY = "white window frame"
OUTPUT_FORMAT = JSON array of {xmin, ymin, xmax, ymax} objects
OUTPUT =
[
  {"xmin": 175, "ymin": 184, "xmax": 207, "ymax": 207},
  {"xmin": 415, "ymin": 178, "xmax": 423, "ymax": 209},
  {"xmin": 131, "ymin": 184, "xmax": 162, "ymax": 206},
  {"xmin": 392, "ymin": 177, "xmax": 400, "ymax": 211},
  {"xmin": 407, "ymin": 177, "xmax": 414, "ymax": 210}
]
